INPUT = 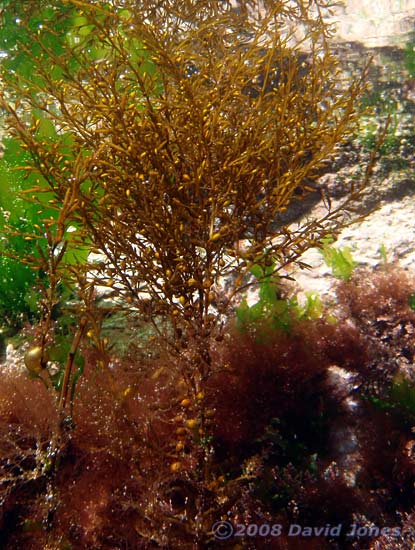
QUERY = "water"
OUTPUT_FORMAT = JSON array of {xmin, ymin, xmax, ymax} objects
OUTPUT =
[
  {"xmin": 286, "ymin": 3, "xmax": 415, "ymax": 298},
  {"xmin": 332, "ymin": 0, "xmax": 415, "ymax": 133},
  {"xmin": 331, "ymin": 1, "xmax": 415, "ymax": 110}
]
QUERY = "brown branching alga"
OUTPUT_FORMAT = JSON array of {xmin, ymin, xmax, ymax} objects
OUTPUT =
[{"xmin": 0, "ymin": 1, "xmax": 398, "ymax": 549}]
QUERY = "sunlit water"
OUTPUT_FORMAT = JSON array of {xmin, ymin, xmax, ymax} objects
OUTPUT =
[{"xmin": 332, "ymin": 2, "xmax": 415, "ymax": 130}]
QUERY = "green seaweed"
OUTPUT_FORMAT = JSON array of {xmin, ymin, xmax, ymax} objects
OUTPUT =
[{"xmin": 319, "ymin": 235, "xmax": 357, "ymax": 280}]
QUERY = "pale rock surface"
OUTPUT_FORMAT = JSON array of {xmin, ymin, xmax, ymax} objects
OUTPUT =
[
  {"xmin": 291, "ymin": 194, "xmax": 415, "ymax": 300},
  {"xmin": 332, "ymin": 0, "xmax": 415, "ymax": 47}
]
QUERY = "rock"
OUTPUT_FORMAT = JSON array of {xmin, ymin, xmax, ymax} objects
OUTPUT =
[
  {"xmin": 291, "ymin": 194, "xmax": 415, "ymax": 299},
  {"xmin": 331, "ymin": 0, "xmax": 415, "ymax": 47}
]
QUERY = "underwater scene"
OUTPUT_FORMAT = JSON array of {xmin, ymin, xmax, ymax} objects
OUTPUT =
[{"xmin": 0, "ymin": 1, "xmax": 414, "ymax": 548}]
